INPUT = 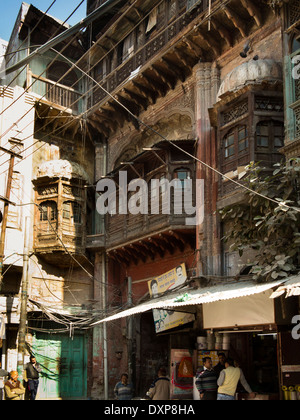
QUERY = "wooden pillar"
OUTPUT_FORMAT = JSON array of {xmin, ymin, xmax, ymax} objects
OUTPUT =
[{"xmin": 194, "ymin": 62, "xmax": 221, "ymax": 276}]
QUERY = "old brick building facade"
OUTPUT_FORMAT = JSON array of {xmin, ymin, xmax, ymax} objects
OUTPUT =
[{"xmin": 0, "ymin": 0, "xmax": 300, "ymax": 400}]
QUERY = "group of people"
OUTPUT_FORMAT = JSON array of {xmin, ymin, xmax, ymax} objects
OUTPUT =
[
  {"xmin": 0, "ymin": 356, "xmax": 42, "ymax": 400},
  {"xmin": 114, "ymin": 353, "xmax": 256, "ymax": 401},
  {"xmin": 1, "ymin": 353, "xmax": 254, "ymax": 401},
  {"xmin": 114, "ymin": 368, "xmax": 170, "ymax": 400},
  {"xmin": 196, "ymin": 352, "xmax": 256, "ymax": 400}
]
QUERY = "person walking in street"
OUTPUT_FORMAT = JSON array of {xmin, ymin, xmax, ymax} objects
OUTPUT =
[
  {"xmin": 4, "ymin": 371, "xmax": 25, "ymax": 400},
  {"xmin": 217, "ymin": 358, "xmax": 256, "ymax": 400},
  {"xmin": 114, "ymin": 373, "xmax": 134, "ymax": 400},
  {"xmin": 147, "ymin": 367, "xmax": 170, "ymax": 400},
  {"xmin": 0, "ymin": 361, "xmax": 8, "ymax": 400},
  {"xmin": 196, "ymin": 357, "xmax": 218, "ymax": 400},
  {"xmin": 24, "ymin": 355, "xmax": 42, "ymax": 400}
]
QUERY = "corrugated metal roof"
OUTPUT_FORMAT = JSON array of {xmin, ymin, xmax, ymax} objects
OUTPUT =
[
  {"xmin": 92, "ymin": 279, "xmax": 284, "ymax": 325},
  {"xmin": 269, "ymin": 274, "xmax": 300, "ymax": 299}
]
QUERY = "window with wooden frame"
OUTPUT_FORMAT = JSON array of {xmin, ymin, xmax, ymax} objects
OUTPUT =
[
  {"xmin": 38, "ymin": 201, "xmax": 58, "ymax": 233},
  {"xmin": 146, "ymin": 7, "xmax": 158, "ymax": 34},
  {"xmin": 150, "ymin": 173, "xmax": 168, "ymax": 198},
  {"xmin": 118, "ymin": 33, "xmax": 135, "ymax": 64},
  {"xmin": 94, "ymin": 54, "xmax": 112, "ymax": 83},
  {"xmin": 224, "ymin": 130, "xmax": 235, "ymax": 159},
  {"xmin": 39, "ymin": 201, "xmax": 57, "ymax": 222},
  {"xmin": 223, "ymin": 125, "xmax": 249, "ymax": 160},
  {"xmin": 7, "ymin": 171, "xmax": 23, "ymax": 229},
  {"xmin": 288, "ymin": 33, "xmax": 300, "ymax": 140},
  {"xmin": 173, "ymin": 168, "xmax": 192, "ymax": 214},
  {"xmin": 174, "ymin": 168, "xmax": 191, "ymax": 186},
  {"xmin": 63, "ymin": 201, "xmax": 82, "ymax": 224},
  {"xmin": 256, "ymin": 120, "xmax": 284, "ymax": 149},
  {"xmin": 149, "ymin": 173, "xmax": 168, "ymax": 214}
]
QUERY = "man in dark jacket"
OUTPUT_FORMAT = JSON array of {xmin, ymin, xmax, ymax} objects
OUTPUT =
[{"xmin": 24, "ymin": 356, "xmax": 42, "ymax": 400}]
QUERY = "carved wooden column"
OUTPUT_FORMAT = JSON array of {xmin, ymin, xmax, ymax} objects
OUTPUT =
[{"xmin": 194, "ymin": 61, "xmax": 221, "ymax": 277}]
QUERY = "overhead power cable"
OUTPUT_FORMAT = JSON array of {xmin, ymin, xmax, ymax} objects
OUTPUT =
[
  {"xmin": 5, "ymin": 0, "xmax": 57, "ymax": 68},
  {"xmin": 53, "ymin": 49, "xmax": 300, "ymax": 215},
  {"xmin": 3, "ymin": 0, "xmax": 126, "ymax": 76},
  {"xmin": 0, "ymin": 0, "xmax": 143, "ymax": 154},
  {"xmin": 0, "ymin": 0, "xmax": 298, "ymax": 215},
  {"xmin": 0, "ymin": 0, "xmax": 87, "ymax": 156},
  {"xmin": 0, "ymin": 0, "xmax": 201, "ymax": 163}
]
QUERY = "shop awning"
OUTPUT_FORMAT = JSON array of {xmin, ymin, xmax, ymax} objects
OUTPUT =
[
  {"xmin": 269, "ymin": 274, "xmax": 300, "ymax": 299},
  {"xmin": 92, "ymin": 279, "xmax": 284, "ymax": 325}
]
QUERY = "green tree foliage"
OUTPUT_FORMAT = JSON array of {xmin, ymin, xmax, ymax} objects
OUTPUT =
[{"xmin": 219, "ymin": 159, "xmax": 300, "ymax": 283}]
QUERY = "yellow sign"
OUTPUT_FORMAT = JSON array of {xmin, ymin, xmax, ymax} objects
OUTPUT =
[
  {"xmin": 148, "ymin": 263, "xmax": 187, "ymax": 298},
  {"xmin": 153, "ymin": 309, "xmax": 195, "ymax": 333}
]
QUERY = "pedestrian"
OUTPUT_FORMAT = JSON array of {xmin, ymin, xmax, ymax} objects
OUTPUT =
[
  {"xmin": 24, "ymin": 355, "xmax": 42, "ymax": 400},
  {"xmin": 4, "ymin": 371, "xmax": 25, "ymax": 400},
  {"xmin": 195, "ymin": 357, "xmax": 218, "ymax": 400},
  {"xmin": 0, "ymin": 361, "xmax": 9, "ymax": 400},
  {"xmin": 217, "ymin": 358, "xmax": 256, "ymax": 400},
  {"xmin": 214, "ymin": 352, "xmax": 226, "ymax": 378},
  {"xmin": 147, "ymin": 367, "xmax": 170, "ymax": 400},
  {"xmin": 114, "ymin": 373, "xmax": 134, "ymax": 400}
]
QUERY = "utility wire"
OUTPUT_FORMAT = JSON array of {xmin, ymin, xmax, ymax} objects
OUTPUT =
[
  {"xmin": 1, "ymin": 0, "xmax": 298, "ymax": 213},
  {"xmin": 0, "ymin": 0, "xmax": 197, "ymax": 167},
  {"xmin": 53, "ymin": 48, "xmax": 300, "ymax": 214},
  {"xmin": 0, "ymin": 0, "xmax": 86, "ymax": 153},
  {"xmin": 0, "ymin": 0, "xmax": 190, "ymax": 157}
]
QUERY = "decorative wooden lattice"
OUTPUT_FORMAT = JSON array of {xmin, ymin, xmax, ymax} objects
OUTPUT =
[
  {"xmin": 37, "ymin": 185, "xmax": 58, "ymax": 196},
  {"xmin": 294, "ymin": 104, "xmax": 300, "ymax": 138},
  {"xmin": 290, "ymin": 0, "xmax": 300, "ymax": 27},
  {"xmin": 222, "ymin": 100, "xmax": 248, "ymax": 126},
  {"xmin": 295, "ymin": 78, "xmax": 300, "ymax": 102},
  {"xmin": 255, "ymin": 97, "xmax": 284, "ymax": 112}
]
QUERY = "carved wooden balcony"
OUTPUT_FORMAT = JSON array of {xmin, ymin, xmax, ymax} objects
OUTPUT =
[
  {"xmin": 35, "ymin": 0, "xmax": 275, "ymax": 142},
  {"xmin": 31, "ymin": 73, "xmax": 82, "ymax": 114},
  {"xmin": 32, "ymin": 160, "xmax": 90, "ymax": 267}
]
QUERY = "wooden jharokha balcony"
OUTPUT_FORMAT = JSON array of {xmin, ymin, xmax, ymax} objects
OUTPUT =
[
  {"xmin": 33, "ymin": 0, "xmax": 275, "ymax": 142},
  {"xmin": 88, "ymin": 141, "xmax": 197, "ymax": 265},
  {"xmin": 32, "ymin": 177, "xmax": 88, "ymax": 267}
]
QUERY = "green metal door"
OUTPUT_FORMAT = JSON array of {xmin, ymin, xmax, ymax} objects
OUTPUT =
[{"xmin": 32, "ymin": 333, "xmax": 87, "ymax": 399}]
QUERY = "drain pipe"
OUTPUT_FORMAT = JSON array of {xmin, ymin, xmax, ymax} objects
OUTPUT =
[
  {"xmin": 127, "ymin": 276, "xmax": 133, "ymax": 383},
  {"xmin": 102, "ymin": 138, "xmax": 108, "ymax": 400},
  {"xmin": 102, "ymin": 252, "xmax": 108, "ymax": 400}
]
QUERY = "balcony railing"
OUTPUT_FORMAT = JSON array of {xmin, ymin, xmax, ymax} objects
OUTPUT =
[
  {"xmin": 89, "ymin": 0, "xmax": 217, "ymax": 109},
  {"xmin": 31, "ymin": 73, "xmax": 81, "ymax": 114},
  {"xmin": 106, "ymin": 189, "xmax": 196, "ymax": 248},
  {"xmin": 86, "ymin": 233, "xmax": 105, "ymax": 249},
  {"xmin": 35, "ymin": 225, "xmax": 85, "ymax": 253}
]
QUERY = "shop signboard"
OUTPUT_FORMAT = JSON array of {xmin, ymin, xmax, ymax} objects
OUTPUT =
[
  {"xmin": 152, "ymin": 309, "xmax": 195, "ymax": 333},
  {"xmin": 148, "ymin": 263, "xmax": 187, "ymax": 298}
]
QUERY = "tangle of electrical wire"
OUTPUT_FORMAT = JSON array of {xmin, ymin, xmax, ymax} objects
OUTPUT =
[
  {"xmin": 0, "ymin": 0, "xmax": 196, "ymax": 162},
  {"xmin": 1, "ymin": 0, "xmax": 299, "ymax": 328},
  {"xmin": 1, "ymin": 0, "xmax": 299, "ymax": 213},
  {"xmin": 0, "ymin": 0, "xmax": 87, "ymax": 156}
]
